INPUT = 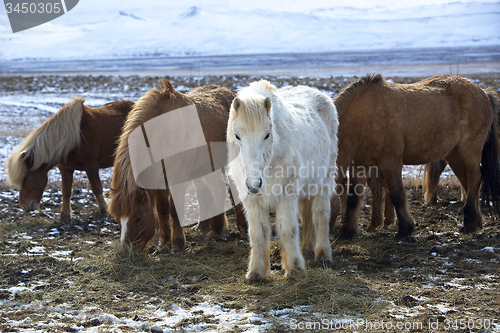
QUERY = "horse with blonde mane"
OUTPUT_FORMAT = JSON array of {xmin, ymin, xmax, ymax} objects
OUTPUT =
[
  {"xmin": 331, "ymin": 74, "xmax": 500, "ymax": 239},
  {"xmin": 108, "ymin": 81, "xmax": 247, "ymax": 251},
  {"xmin": 7, "ymin": 98, "xmax": 134, "ymax": 220},
  {"xmin": 227, "ymin": 80, "xmax": 338, "ymax": 283}
]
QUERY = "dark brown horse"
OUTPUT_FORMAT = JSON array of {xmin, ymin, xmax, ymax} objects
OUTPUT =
[
  {"xmin": 108, "ymin": 81, "xmax": 247, "ymax": 251},
  {"xmin": 7, "ymin": 98, "xmax": 134, "ymax": 220},
  {"xmin": 331, "ymin": 74, "xmax": 500, "ymax": 239}
]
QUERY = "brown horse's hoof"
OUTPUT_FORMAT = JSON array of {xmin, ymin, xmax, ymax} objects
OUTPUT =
[
  {"xmin": 366, "ymin": 224, "xmax": 379, "ymax": 232},
  {"xmin": 238, "ymin": 228, "xmax": 248, "ymax": 239},
  {"xmin": 395, "ymin": 233, "xmax": 417, "ymax": 243},
  {"xmin": 205, "ymin": 230, "xmax": 222, "ymax": 240},
  {"xmin": 97, "ymin": 209, "xmax": 109, "ymax": 218},
  {"xmin": 340, "ymin": 227, "xmax": 357, "ymax": 240},
  {"xmin": 460, "ymin": 225, "xmax": 479, "ymax": 234},
  {"xmin": 383, "ymin": 220, "xmax": 396, "ymax": 229},
  {"xmin": 196, "ymin": 220, "xmax": 211, "ymax": 234},
  {"xmin": 59, "ymin": 212, "xmax": 72, "ymax": 222},
  {"xmin": 171, "ymin": 238, "xmax": 186, "ymax": 253},
  {"xmin": 396, "ymin": 223, "xmax": 415, "ymax": 239}
]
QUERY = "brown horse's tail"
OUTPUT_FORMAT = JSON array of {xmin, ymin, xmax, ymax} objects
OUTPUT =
[{"xmin": 480, "ymin": 89, "xmax": 500, "ymax": 216}]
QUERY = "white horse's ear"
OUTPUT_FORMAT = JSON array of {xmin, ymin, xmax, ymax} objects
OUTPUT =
[
  {"xmin": 233, "ymin": 97, "xmax": 242, "ymax": 114},
  {"xmin": 264, "ymin": 97, "xmax": 272, "ymax": 113}
]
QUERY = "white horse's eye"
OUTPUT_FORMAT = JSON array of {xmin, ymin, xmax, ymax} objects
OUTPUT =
[
  {"xmin": 264, "ymin": 133, "xmax": 270, "ymax": 140},
  {"xmin": 235, "ymin": 134, "xmax": 241, "ymax": 140}
]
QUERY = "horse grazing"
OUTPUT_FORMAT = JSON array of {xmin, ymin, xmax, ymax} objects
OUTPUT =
[
  {"xmin": 332, "ymin": 74, "xmax": 500, "ymax": 239},
  {"xmin": 108, "ymin": 81, "xmax": 247, "ymax": 251},
  {"xmin": 227, "ymin": 80, "xmax": 338, "ymax": 282},
  {"xmin": 7, "ymin": 98, "xmax": 134, "ymax": 220}
]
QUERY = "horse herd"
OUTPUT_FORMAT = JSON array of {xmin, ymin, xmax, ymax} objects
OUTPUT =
[{"xmin": 6, "ymin": 74, "xmax": 500, "ymax": 282}]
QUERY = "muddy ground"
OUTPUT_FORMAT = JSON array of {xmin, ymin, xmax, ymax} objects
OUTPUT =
[{"xmin": 0, "ymin": 75, "xmax": 499, "ymax": 332}]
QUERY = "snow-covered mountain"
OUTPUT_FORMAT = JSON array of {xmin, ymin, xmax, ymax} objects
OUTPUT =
[{"xmin": 0, "ymin": 0, "xmax": 498, "ymax": 61}]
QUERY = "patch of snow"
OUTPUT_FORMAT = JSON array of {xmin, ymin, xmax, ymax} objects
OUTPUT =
[{"xmin": 482, "ymin": 246, "xmax": 496, "ymax": 253}]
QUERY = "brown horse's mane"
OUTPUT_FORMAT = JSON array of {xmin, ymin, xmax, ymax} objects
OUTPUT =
[
  {"xmin": 109, "ymin": 79, "xmax": 178, "ymax": 218},
  {"xmin": 7, "ymin": 97, "xmax": 84, "ymax": 188},
  {"xmin": 334, "ymin": 74, "xmax": 384, "ymax": 112}
]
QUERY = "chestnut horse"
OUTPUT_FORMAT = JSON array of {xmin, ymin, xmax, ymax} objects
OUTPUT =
[
  {"xmin": 332, "ymin": 74, "xmax": 500, "ymax": 239},
  {"xmin": 7, "ymin": 98, "xmax": 134, "ymax": 220},
  {"xmin": 108, "ymin": 81, "xmax": 246, "ymax": 251}
]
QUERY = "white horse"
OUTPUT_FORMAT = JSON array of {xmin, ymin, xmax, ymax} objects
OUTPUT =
[{"xmin": 227, "ymin": 80, "xmax": 339, "ymax": 283}]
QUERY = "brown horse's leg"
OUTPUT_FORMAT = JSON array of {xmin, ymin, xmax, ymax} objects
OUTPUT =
[
  {"xmin": 169, "ymin": 194, "xmax": 186, "ymax": 252},
  {"xmin": 367, "ymin": 174, "xmax": 384, "ymax": 231},
  {"xmin": 208, "ymin": 213, "xmax": 227, "ymax": 239},
  {"xmin": 227, "ymin": 178, "xmax": 248, "ymax": 237},
  {"xmin": 59, "ymin": 166, "xmax": 74, "ymax": 221},
  {"xmin": 382, "ymin": 166, "xmax": 414, "ymax": 238},
  {"xmin": 85, "ymin": 166, "xmax": 106, "ymax": 216},
  {"xmin": 234, "ymin": 203, "xmax": 247, "ymax": 238},
  {"xmin": 194, "ymin": 180, "xmax": 226, "ymax": 238},
  {"xmin": 156, "ymin": 190, "xmax": 171, "ymax": 247},
  {"xmin": 445, "ymin": 152, "xmax": 469, "ymax": 199},
  {"xmin": 383, "ymin": 187, "xmax": 396, "ymax": 227},
  {"xmin": 446, "ymin": 150, "xmax": 482, "ymax": 233},
  {"xmin": 329, "ymin": 195, "xmax": 341, "ymax": 235},
  {"xmin": 330, "ymin": 172, "xmax": 347, "ymax": 235},
  {"xmin": 340, "ymin": 177, "xmax": 365, "ymax": 239},
  {"xmin": 463, "ymin": 171, "xmax": 482, "ymax": 233},
  {"xmin": 300, "ymin": 198, "xmax": 315, "ymax": 257},
  {"xmin": 424, "ymin": 159, "xmax": 447, "ymax": 205}
]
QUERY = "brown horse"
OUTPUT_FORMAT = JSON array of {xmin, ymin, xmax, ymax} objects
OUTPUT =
[
  {"xmin": 7, "ymin": 98, "xmax": 134, "ymax": 220},
  {"xmin": 108, "ymin": 81, "xmax": 247, "ymax": 251},
  {"xmin": 331, "ymin": 74, "xmax": 500, "ymax": 239}
]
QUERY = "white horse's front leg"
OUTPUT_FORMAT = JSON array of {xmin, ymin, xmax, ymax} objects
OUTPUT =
[
  {"xmin": 312, "ymin": 192, "xmax": 333, "ymax": 264},
  {"xmin": 276, "ymin": 197, "xmax": 305, "ymax": 278},
  {"xmin": 245, "ymin": 199, "xmax": 271, "ymax": 283}
]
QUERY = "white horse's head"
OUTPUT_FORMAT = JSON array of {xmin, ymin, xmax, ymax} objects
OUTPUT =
[{"xmin": 228, "ymin": 93, "xmax": 274, "ymax": 195}]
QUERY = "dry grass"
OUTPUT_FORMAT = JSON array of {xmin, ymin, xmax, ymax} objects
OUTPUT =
[{"xmin": 86, "ymin": 231, "xmax": 381, "ymax": 317}]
